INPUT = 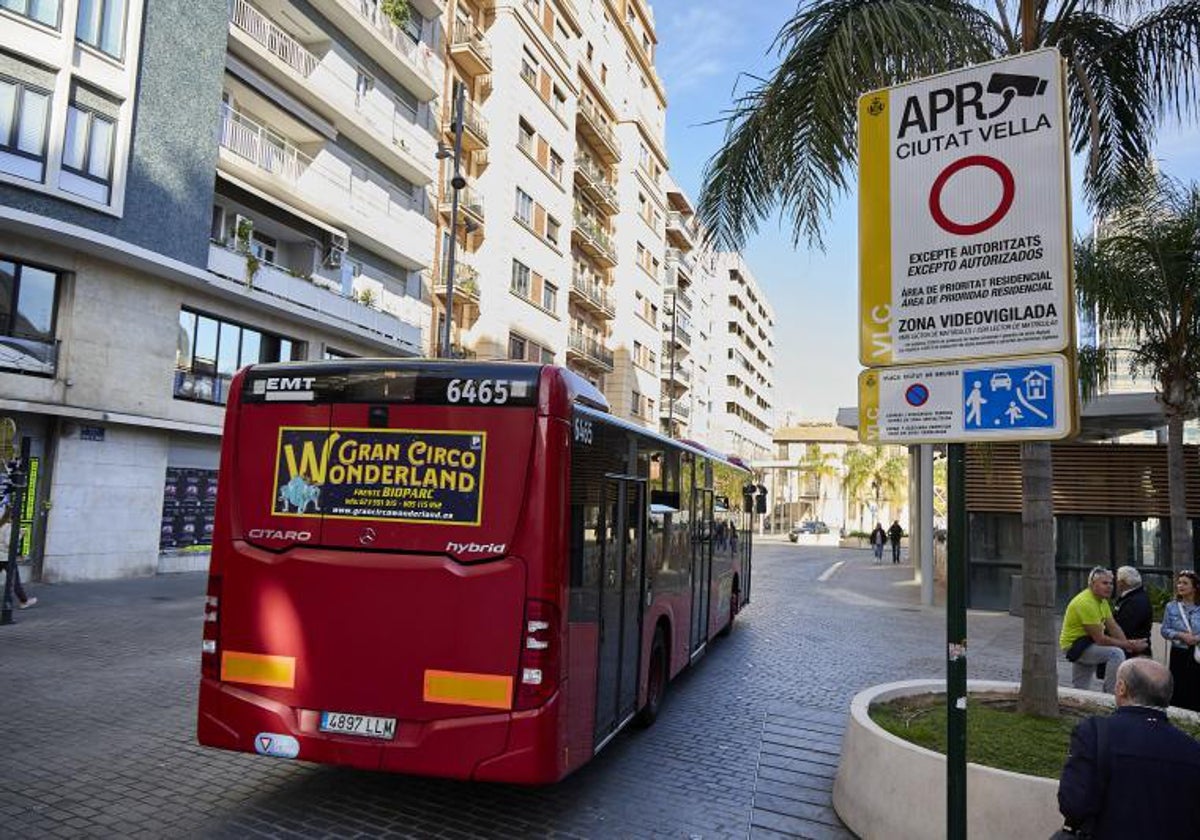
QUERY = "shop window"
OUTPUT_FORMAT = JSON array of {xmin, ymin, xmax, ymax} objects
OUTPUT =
[{"xmin": 175, "ymin": 308, "xmax": 305, "ymax": 405}]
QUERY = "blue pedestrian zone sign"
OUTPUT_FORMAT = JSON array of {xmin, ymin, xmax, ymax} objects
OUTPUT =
[{"xmin": 962, "ymin": 363, "xmax": 1055, "ymax": 431}]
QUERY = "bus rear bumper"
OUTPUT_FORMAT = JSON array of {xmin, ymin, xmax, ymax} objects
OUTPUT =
[{"xmin": 197, "ymin": 679, "xmax": 564, "ymax": 782}]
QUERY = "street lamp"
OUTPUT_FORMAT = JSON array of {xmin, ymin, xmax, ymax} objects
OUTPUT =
[{"xmin": 437, "ymin": 84, "xmax": 469, "ymax": 359}]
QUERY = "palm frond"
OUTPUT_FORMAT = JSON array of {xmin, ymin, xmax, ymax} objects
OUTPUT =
[{"xmin": 697, "ymin": 0, "xmax": 1000, "ymax": 250}]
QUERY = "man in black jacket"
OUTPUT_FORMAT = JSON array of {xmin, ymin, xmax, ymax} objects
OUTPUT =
[
  {"xmin": 887, "ymin": 520, "xmax": 903, "ymax": 564},
  {"xmin": 1113, "ymin": 566, "xmax": 1152, "ymax": 658},
  {"xmin": 1058, "ymin": 658, "xmax": 1200, "ymax": 839}
]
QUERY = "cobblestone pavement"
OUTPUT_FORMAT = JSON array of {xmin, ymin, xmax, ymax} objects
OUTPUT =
[{"xmin": 1, "ymin": 541, "xmax": 1056, "ymax": 839}]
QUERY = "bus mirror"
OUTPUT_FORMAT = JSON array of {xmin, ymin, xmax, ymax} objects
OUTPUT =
[{"xmin": 650, "ymin": 489, "xmax": 680, "ymax": 511}]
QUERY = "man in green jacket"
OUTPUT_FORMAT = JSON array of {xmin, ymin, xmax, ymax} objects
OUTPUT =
[{"xmin": 1060, "ymin": 567, "xmax": 1147, "ymax": 693}]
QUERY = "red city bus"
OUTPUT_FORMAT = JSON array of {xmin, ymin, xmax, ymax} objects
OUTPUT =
[{"xmin": 197, "ymin": 360, "xmax": 758, "ymax": 783}]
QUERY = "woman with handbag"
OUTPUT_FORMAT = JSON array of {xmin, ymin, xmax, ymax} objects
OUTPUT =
[{"xmin": 1159, "ymin": 570, "xmax": 1200, "ymax": 711}]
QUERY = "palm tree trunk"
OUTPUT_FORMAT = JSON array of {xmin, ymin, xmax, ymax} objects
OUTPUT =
[
  {"xmin": 1166, "ymin": 405, "xmax": 1192, "ymax": 574},
  {"xmin": 1019, "ymin": 441, "xmax": 1058, "ymax": 717}
]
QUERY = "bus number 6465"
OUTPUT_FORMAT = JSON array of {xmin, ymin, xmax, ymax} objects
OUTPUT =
[{"xmin": 446, "ymin": 379, "xmax": 510, "ymax": 405}]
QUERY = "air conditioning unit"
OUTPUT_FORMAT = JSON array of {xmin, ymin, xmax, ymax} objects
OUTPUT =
[{"xmin": 323, "ymin": 233, "xmax": 348, "ymax": 268}]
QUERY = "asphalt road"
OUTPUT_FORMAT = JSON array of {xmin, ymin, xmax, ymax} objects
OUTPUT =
[{"xmin": 1, "ymin": 540, "xmax": 1034, "ymax": 838}]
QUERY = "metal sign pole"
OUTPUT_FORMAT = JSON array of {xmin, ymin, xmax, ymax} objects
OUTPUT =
[
  {"xmin": 947, "ymin": 442, "xmax": 968, "ymax": 838},
  {"xmin": 1, "ymin": 437, "xmax": 31, "ymax": 626}
]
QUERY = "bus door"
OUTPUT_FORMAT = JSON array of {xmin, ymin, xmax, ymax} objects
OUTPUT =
[
  {"xmin": 690, "ymin": 488, "xmax": 714, "ymax": 657},
  {"xmin": 594, "ymin": 475, "xmax": 645, "ymax": 747}
]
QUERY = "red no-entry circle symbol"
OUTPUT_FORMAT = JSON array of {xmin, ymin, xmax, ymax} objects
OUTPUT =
[{"xmin": 929, "ymin": 155, "xmax": 1015, "ymax": 236}]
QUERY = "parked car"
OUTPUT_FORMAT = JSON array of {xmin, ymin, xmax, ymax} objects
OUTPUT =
[{"xmin": 788, "ymin": 521, "xmax": 830, "ymax": 541}]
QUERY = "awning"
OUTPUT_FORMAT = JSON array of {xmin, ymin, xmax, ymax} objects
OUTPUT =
[{"xmin": 215, "ymin": 170, "xmax": 347, "ymax": 243}]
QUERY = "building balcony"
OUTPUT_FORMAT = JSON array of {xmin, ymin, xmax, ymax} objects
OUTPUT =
[
  {"xmin": 660, "ymin": 398, "xmax": 690, "ymax": 420},
  {"xmin": 432, "ymin": 262, "xmax": 481, "ymax": 328},
  {"xmin": 666, "ymin": 246, "xmax": 694, "ymax": 278},
  {"xmin": 666, "ymin": 210, "xmax": 697, "ymax": 251},
  {"xmin": 570, "ymin": 270, "xmax": 616, "ymax": 319},
  {"xmin": 228, "ymin": 0, "xmax": 319, "ymax": 77},
  {"xmin": 571, "ymin": 209, "xmax": 617, "ymax": 267},
  {"xmin": 666, "ymin": 284, "xmax": 693, "ymax": 314},
  {"xmin": 439, "ymin": 177, "xmax": 486, "ymax": 228},
  {"xmin": 216, "ymin": 104, "xmax": 434, "ymax": 268},
  {"xmin": 573, "ymin": 153, "xmax": 618, "ymax": 214},
  {"xmin": 442, "ymin": 96, "xmax": 488, "ymax": 151},
  {"xmin": 660, "ymin": 359, "xmax": 692, "ymax": 386},
  {"xmin": 311, "ymin": 0, "xmax": 442, "ymax": 101},
  {"xmin": 207, "ymin": 243, "xmax": 421, "ymax": 348},
  {"xmin": 449, "ymin": 19, "xmax": 492, "ymax": 77},
  {"xmin": 576, "ymin": 99, "xmax": 621, "ymax": 164},
  {"xmin": 566, "ymin": 331, "xmax": 614, "ymax": 372},
  {"xmin": 227, "ymin": 0, "xmax": 437, "ymax": 189}
]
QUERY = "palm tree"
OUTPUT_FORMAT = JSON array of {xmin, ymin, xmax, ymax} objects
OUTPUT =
[
  {"xmin": 798, "ymin": 443, "xmax": 841, "ymax": 523},
  {"xmin": 842, "ymin": 446, "xmax": 908, "ymax": 528},
  {"xmin": 1076, "ymin": 167, "xmax": 1200, "ymax": 574},
  {"xmin": 698, "ymin": 0, "xmax": 1200, "ymax": 717}
]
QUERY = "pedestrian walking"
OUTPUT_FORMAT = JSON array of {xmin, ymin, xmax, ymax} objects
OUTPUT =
[
  {"xmin": 1057, "ymin": 658, "xmax": 1200, "ymax": 839},
  {"xmin": 1159, "ymin": 570, "xmax": 1200, "ymax": 711},
  {"xmin": 870, "ymin": 523, "xmax": 886, "ymax": 565},
  {"xmin": 887, "ymin": 520, "xmax": 903, "ymax": 564},
  {"xmin": 1060, "ymin": 567, "xmax": 1146, "ymax": 694}
]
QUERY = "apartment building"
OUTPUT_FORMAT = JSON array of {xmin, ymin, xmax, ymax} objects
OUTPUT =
[
  {"xmin": 431, "ymin": 0, "xmax": 670, "ymax": 430},
  {"xmin": 0, "ymin": 0, "xmax": 441, "ymax": 581},
  {"xmin": 657, "ymin": 173, "xmax": 701, "ymax": 437},
  {"xmin": 710, "ymin": 252, "xmax": 775, "ymax": 461}
]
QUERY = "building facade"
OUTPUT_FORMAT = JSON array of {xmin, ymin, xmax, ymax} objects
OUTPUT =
[
  {"xmin": 0, "ymin": 0, "xmax": 440, "ymax": 581},
  {"xmin": 709, "ymin": 252, "xmax": 775, "ymax": 461}
]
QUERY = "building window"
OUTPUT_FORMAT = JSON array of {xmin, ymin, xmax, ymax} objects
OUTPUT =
[
  {"xmin": 546, "ymin": 215, "xmax": 560, "ymax": 246},
  {"xmin": 60, "ymin": 103, "xmax": 114, "ymax": 203},
  {"xmin": 0, "ymin": 78, "xmax": 50, "ymax": 181},
  {"xmin": 1, "ymin": 0, "xmax": 60, "ymax": 27},
  {"xmin": 0, "ymin": 257, "xmax": 59, "ymax": 375},
  {"xmin": 75, "ymin": 0, "xmax": 124, "ymax": 58},
  {"xmin": 552, "ymin": 86, "xmax": 566, "ymax": 116},
  {"xmin": 402, "ymin": 7, "xmax": 424, "ymax": 44},
  {"xmin": 515, "ymin": 187, "xmax": 533, "ymax": 224},
  {"xmin": 511, "ymin": 259, "xmax": 530, "ymax": 298},
  {"xmin": 249, "ymin": 231, "xmax": 277, "ymax": 264},
  {"xmin": 520, "ymin": 49, "xmax": 538, "ymax": 86},
  {"xmin": 517, "ymin": 118, "xmax": 534, "ymax": 153},
  {"xmin": 549, "ymin": 150, "xmax": 563, "ymax": 181},
  {"xmin": 508, "ymin": 332, "xmax": 526, "ymax": 360},
  {"xmin": 542, "ymin": 280, "xmax": 557, "ymax": 312},
  {"xmin": 631, "ymin": 390, "xmax": 642, "ymax": 417},
  {"xmin": 175, "ymin": 308, "xmax": 304, "ymax": 405}
]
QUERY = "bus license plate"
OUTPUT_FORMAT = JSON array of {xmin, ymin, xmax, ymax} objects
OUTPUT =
[{"xmin": 319, "ymin": 711, "xmax": 396, "ymax": 740}]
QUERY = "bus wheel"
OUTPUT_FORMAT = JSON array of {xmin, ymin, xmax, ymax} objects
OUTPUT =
[{"xmin": 635, "ymin": 629, "xmax": 667, "ymax": 728}]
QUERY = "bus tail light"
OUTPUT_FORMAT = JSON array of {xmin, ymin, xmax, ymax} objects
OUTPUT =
[
  {"xmin": 515, "ymin": 600, "xmax": 559, "ymax": 710},
  {"xmin": 201, "ymin": 575, "xmax": 222, "ymax": 680}
]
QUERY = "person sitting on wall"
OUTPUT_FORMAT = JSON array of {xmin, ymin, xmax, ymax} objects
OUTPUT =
[
  {"xmin": 1113, "ymin": 566, "xmax": 1152, "ymax": 659},
  {"xmin": 1061, "ymin": 567, "xmax": 1147, "ymax": 694}
]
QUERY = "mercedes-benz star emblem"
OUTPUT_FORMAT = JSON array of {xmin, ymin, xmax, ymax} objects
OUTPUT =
[{"xmin": 359, "ymin": 527, "xmax": 376, "ymax": 546}]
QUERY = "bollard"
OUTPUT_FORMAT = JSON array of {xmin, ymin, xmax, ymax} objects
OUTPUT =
[{"xmin": 1, "ymin": 437, "xmax": 30, "ymax": 626}]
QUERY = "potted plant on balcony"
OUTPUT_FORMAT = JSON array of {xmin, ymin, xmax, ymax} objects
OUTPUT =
[
  {"xmin": 382, "ymin": 0, "xmax": 409, "ymax": 27},
  {"xmin": 235, "ymin": 218, "xmax": 259, "ymax": 289}
]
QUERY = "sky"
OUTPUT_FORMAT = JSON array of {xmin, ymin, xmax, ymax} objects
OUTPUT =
[{"xmin": 649, "ymin": 0, "xmax": 1200, "ymax": 423}]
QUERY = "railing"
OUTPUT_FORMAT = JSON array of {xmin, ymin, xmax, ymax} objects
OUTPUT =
[
  {"xmin": 574, "ymin": 153, "xmax": 618, "ymax": 207},
  {"xmin": 217, "ymin": 104, "xmax": 425, "ymax": 222},
  {"xmin": 667, "ymin": 284, "xmax": 693, "ymax": 312},
  {"xmin": 666, "ymin": 246, "xmax": 694, "ymax": 274},
  {"xmin": 447, "ymin": 96, "xmax": 488, "ymax": 143},
  {"xmin": 437, "ymin": 260, "xmax": 479, "ymax": 289},
  {"xmin": 442, "ymin": 176, "xmax": 485, "ymax": 220},
  {"xmin": 568, "ymin": 331, "xmax": 614, "ymax": 368},
  {"xmin": 451, "ymin": 19, "xmax": 492, "ymax": 65},
  {"xmin": 661, "ymin": 398, "xmax": 691, "ymax": 420},
  {"xmin": 570, "ymin": 270, "xmax": 615, "ymax": 314},
  {"xmin": 0, "ymin": 335, "xmax": 58, "ymax": 376},
  {"xmin": 218, "ymin": 105, "xmax": 312, "ymax": 183},
  {"xmin": 576, "ymin": 98, "xmax": 619, "ymax": 152},
  {"xmin": 675, "ymin": 323, "xmax": 692, "ymax": 346},
  {"xmin": 572, "ymin": 208, "xmax": 616, "ymax": 260},
  {"xmin": 351, "ymin": 0, "xmax": 437, "ymax": 77},
  {"xmin": 228, "ymin": 0, "xmax": 318, "ymax": 77},
  {"xmin": 661, "ymin": 360, "xmax": 692, "ymax": 385},
  {"xmin": 667, "ymin": 210, "xmax": 696, "ymax": 239}
]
